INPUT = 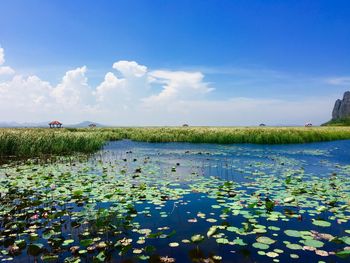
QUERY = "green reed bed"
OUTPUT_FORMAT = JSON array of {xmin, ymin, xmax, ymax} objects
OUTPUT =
[
  {"xmin": 0, "ymin": 129, "xmax": 105, "ymax": 158},
  {"xmin": 1, "ymin": 126, "xmax": 350, "ymax": 158},
  {"xmin": 95, "ymin": 127, "xmax": 350, "ymax": 144}
]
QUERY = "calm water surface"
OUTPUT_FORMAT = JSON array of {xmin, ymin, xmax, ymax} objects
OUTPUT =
[{"xmin": 1, "ymin": 140, "xmax": 350, "ymax": 263}]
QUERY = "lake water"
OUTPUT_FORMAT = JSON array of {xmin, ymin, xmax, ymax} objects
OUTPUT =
[{"xmin": 1, "ymin": 140, "xmax": 350, "ymax": 262}]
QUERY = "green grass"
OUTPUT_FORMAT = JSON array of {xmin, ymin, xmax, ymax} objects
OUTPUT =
[
  {"xmin": 0, "ymin": 129, "xmax": 105, "ymax": 158},
  {"xmin": 1, "ymin": 126, "xmax": 350, "ymax": 158},
  {"xmin": 96, "ymin": 127, "xmax": 350, "ymax": 144},
  {"xmin": 322, "ymin": 118, "xmax": 350, "ymax": 126}
]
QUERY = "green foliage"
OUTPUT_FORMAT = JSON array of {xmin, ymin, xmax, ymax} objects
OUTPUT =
[
  {"xmin": 0, "ymin": 128, "xmax": 105, "ymax": 158},
  {"xmin": 1, "ymin": 126, "xmax": 350, "ymax": 158},
  {"xmin": 322, "ymin": 118, "xmax": 350, "ymax": 126},
  {"xmin": 94, "ymin": 126, "xmax": 350, "ymax": 145}
]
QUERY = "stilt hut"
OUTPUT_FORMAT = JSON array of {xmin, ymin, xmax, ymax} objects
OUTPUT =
[{"xmin": 49, "ymin": 120, "xmax": 62, "ymax": 128}]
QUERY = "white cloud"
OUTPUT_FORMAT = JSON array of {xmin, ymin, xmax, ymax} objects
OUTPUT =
[
  {"xmin": 113, "ymin": 60, "xmax": 147, "ymax": 77},
  {"xmin": 96, "ymin": 61, "xmax": 150, "ymax": 109},
  {"xmin": 0, "ymin": 46, "xmax": 339, "ymax": 125},
  {"xmin": 95, "ymin": 72, "xmax": 126, "ymax": 105},
  {"xmin": 0, "ymin": 47, "xmax": 15, "ymax": 75},
  {"xmin": 144, "ymin": 70, "xmax": 213, "ymax": 105},
  {"xmin": 51, "ymin": 66, "xmax": 94, "ymax": 107},
  {"xmin": 0, "ymin": 75, "xmax": 54, "ymax": 121},
  {"xmin": 0, "ymin": 66, "xmax": 15, "ymax": 75},
  {"xmin": 0, "ymin": 47, "xmax": 5, "ymax": 65}
]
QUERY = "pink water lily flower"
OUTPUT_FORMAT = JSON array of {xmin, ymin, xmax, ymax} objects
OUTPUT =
[{"xmin": 30, "ymin": 214, "xmax": 39, "ymax": 220}]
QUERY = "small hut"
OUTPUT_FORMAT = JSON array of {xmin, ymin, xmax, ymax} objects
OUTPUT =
[
  {"xmin": 182, "ymin": 124, "xmax": 189, "ymax": 127},
  {"xmin": 88, "ymin": 123, "xmax": 97, "ymax": 128},
  {"xmin": 305, "ymin": 123, "xmax": 313, "ymax": 127},
  {"xmin": 49, "ymin": 120, "xmax": 62, "ymax": 128}
]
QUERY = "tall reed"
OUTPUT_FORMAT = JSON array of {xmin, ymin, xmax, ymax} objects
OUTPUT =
[
  {"xmin": 1, "ymin": 126, "xmax": 350, "ymax": 158},
  {"xmin": 0, "ymin": 128, "xmax": 104, "ymax": 158}
]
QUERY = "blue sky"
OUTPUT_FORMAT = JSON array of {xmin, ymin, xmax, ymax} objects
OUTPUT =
[{"xmin": 0, "ymin": 0, "xmax": 349, "ymax": 125}]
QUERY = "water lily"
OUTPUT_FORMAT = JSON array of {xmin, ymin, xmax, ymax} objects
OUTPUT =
[
  {"xmin": 30, "ymin": 214, "xmax": 39, "ymax": 220},
  {"xmin": 160, "ymin": 256, "xmax": 175, "ymax": 263}
]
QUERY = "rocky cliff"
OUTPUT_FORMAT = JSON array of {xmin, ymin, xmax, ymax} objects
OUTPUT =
[{"xmin": 332, "ymin": 91, "xmax": 350, "ymax": 120}]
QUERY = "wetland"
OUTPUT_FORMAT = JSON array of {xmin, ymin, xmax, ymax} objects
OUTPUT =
[{"xmin": 0, "ymin": 139, "xmax": 350, "ymax": 262}]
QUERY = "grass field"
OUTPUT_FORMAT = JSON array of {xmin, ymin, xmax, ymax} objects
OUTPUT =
[{"xmin": 1, "ymin": 126, "xmax": 350, "ymax": 158}]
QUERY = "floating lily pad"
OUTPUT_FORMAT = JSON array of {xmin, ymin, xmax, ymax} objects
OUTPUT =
[
  {"xmin": 312, "ymin": 220, "xmax": 331, "ymax": 227},
  {"xmin": 284, "ymin": 230, "xmax": 301, "ymax": 237},
  {"xmin": 266, "ymin": 252, "xmax": 279, "ymax": 258},
  {"xmin": 284, "ymin": 196, "xmax": 295, "ymax": 203},
  {"xmin": 28, "ymin": 243, "xmax": 44, "ymax": 256},
  {"xmin": 303, "ymin": 239, "xmax": 324, "ymax": 248},
  {"xmin": 216, "ymin": 238, "xmax": 229, "ymax": 244},
  {"xmin": 191, "ymin": 234, "xmax": 204, "ymax": 243},
  {"xmin": 256, "ymin": 236, "xmax": 276, "ymax": 245},
  {"xmin": 336, "ymin": 249, "xmax": 350, "ymax": 258},
  {"xmin": 207, "ymin": 226, "xmax": 217, "ymax": 237},
  {"xmin": 253, "ymin": 242, "xmax": 269, "ymax": 250},
  {"xmin": 286, "ymin": 243, "xmax": 303, "ymax": 250},
  {"xmin": 169, "ymin": 242, "xmax": 179, "ymax": 247}
]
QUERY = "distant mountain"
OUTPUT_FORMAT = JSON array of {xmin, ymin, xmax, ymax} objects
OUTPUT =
[
  {"xmin": 332, "ymin": 91, "xmax": 350, "ymax": 120},
  {"xmin": 0, "ymin": 120, "xmax": 106, "ymax": 128},
  {"xmin": 0, "ymin": 121, "xmax": 49, "ymax": 127},
  {"xmin": 66, "ymin": 121, "xmax": 106, "ymax": 128},
  {"xmin": 323, "ymin": 91, "xmax": 350, "ymax": 126}
]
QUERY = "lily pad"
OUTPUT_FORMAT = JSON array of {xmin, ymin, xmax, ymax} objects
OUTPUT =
[
  {"xmin": 284, "ymin": 230, "xmax": 301, "ymax": 237},
  {"xmin": 256, "ymin": 236, "xmax": 276, "ymax": 245},
  {"xmin": 303, "ymin": 239, "xmax": 324, "ymax": 248},
  {"xmin": 252, "ymin": 242, "xmax": 269, "ymax": 250},
  {"xmin": 28, "ymin": 243, "xmax": 44, "ymax": 256},
  {"xmin": 312, "ymin": 220, "xmax": 331, "ymax": 227},
  {"xmin": 286, "ymin": 243, "xmax": 303, "ymax": 250},
  {"xmin": 169, "ymin": 242, "xmax": 179, "ymax": 247},
  {"xmin": 191, "ymin": 234, "xmax": 204, "ymax": 243},
  {"xmin": 284, "ymin": 196, "xmax": 295, "ymax": 203}
]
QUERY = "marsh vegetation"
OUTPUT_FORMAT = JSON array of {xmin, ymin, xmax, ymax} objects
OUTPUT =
[
  {"xmin": 1, "ymin": 127, "xmax": 350, "ymax": 158},
  {"xmin": 0, "ymin": 139, "xmax": 350, "ymax": 262},
  {"xmin": 1, "ymin": 128, "xmax": 350, "ymax": 262}
]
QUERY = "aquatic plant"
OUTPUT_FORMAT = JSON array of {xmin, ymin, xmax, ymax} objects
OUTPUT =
[
  {"xmin": 1, "ymin": 126, "xmax": 350, "ymax": 158},
  {"xmin": 0, "ymin": 128, "xmax": 105, "ymax": 158},
  {"xmin": 0, "ymin": 141, "xmax": 349, "ymax": 262}
]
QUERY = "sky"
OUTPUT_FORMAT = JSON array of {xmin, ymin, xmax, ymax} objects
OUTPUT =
[{"xmin": 0, "ymin": 0, "xmax": 350, "ymax": 126}]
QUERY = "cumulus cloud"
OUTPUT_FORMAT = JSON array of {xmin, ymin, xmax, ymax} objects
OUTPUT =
[
  {"xmin": 144, "ymin": 70, "xmax": 213, "ymax": 105},
  {"xmin": 0, "ymin": 75, "xmax": 54, "ymax": 121},
  {"xmin": 113, "ymin": 60, "xmax": 147, "ymax": 77},
  {"xmin": 0, "ymin": 66, "xmax": 15, "ymax": 75},
  {"xmin": 0, "ymin": 46, "xmax": 338, "ymax": 125},
  {"xmin": 0, "ymin": 47, "xmax": 4, "ymax": 65},
  {"xmin": 0, "ymin": 48, "xmax": 214, "ymax": 123},
  {"xmin": 52, "ymin": 66, "xmax": 94, "ymax": 107},
  {"xmin": 95, "ymin": 61, "xmax": 150, "ymax": 109},
  {"xmin": 0, "ymin": 47, "xmax": 15, "ymax": 75},
  {"xmin": 95, "ymin": 72, "xmax": 126, "ymax": 105}
]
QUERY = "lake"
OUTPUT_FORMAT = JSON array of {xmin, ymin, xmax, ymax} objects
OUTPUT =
[{"xmin": 1, "ymin": 140, "xmax": 350, "ymax": 262}]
